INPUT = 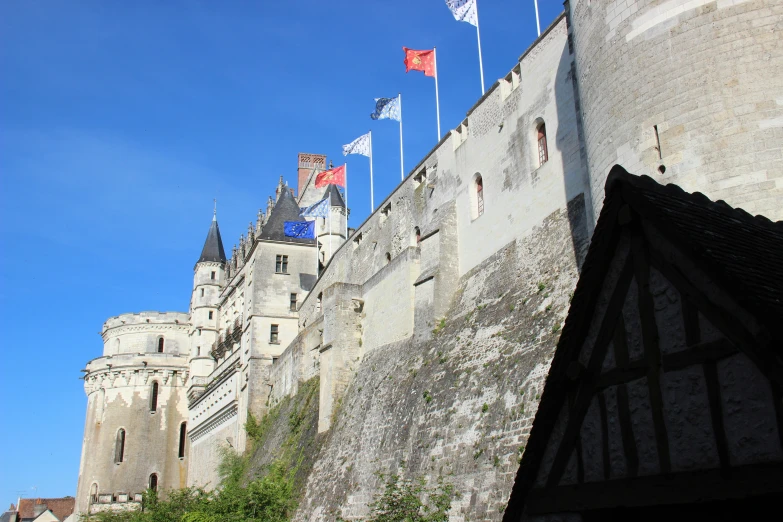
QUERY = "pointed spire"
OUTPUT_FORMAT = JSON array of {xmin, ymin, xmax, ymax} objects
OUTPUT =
[{"xmin": 197, "ymin": 208, "xmax": 227, "ymax": 264}]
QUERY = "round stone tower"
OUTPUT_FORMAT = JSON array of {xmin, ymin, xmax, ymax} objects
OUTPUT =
[
  {"xmin": 188, "ymin": 212, "xmax": 227, "ymax": 384},
  {"xmin": 317, "ymin": 184, "xmax": 348, "ymax": 266},
  {"xmin": 569, "ymin": 0, "xmax": 782, "ymax": 221},
  {"xmin": 75, "ymin": 312, "xmax": 190, "ymax": 516}
]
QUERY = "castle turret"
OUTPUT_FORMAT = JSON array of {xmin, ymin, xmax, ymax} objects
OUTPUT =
[
  {"xmin": 187, "ymin": 211, "xmax": 226, "ymax": 394},
  {"xmin": 317, "ymin": 184, "xmax": 347, "ymax": 266}
]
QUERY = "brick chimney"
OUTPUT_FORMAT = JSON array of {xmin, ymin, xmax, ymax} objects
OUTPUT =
[{"xmin": 297, "ymin": 153, "xmax": 326, "ymax": 199}]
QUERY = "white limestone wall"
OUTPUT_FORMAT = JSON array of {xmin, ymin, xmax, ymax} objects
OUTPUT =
[{"xmin": 102, "ymin": 312, "xmax": 190, "ymax": 356}]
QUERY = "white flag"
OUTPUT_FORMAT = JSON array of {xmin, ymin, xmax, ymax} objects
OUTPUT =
[
  {"xmin": 445, "ymin": 0, "xmax": 478, "ymax": 27},
  {"xmin": 342, "ymin": 132, "xmax": 371, "ymax": 157}
]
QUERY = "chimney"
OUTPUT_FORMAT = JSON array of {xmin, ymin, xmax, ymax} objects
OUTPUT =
[
  {"xmin": 33, "ymin": 499, "xmax": 47, "ymax": 517},
  {"xmin": 297, "ymin": 153, "xmax": 326, "ymax": 198}
]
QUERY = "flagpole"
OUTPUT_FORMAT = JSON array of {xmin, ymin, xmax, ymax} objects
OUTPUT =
[
  {"xmin": 398, "ymin": 93, "xmax": 404, "ymax": 182},
  {"xmin": 328, "ymin": 204, "xmax": 332, "ymax": 260},
  {"xmin": 344, "ymin": 163, "xmax": 349, "ymax": 240},
  {"xmin": 534, "ymin": 0, "xmax": 541, "ymax": 36},
  {"xmin": 475, "ymin": 0, "xmax": 486, "ymax": 94},
  {"xmin": 369, "ymin": 131, "xmax": 375, "ymax": 212},
  {"xmin": 433, "ymin": 48, "xmax": 441, "ymax": 140}
]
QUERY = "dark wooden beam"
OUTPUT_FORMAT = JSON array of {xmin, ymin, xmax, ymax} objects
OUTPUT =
[
  {"xmin": 525, "ymin": 462, "xmax": 783, "ymax": 514},
  {"xmin": 661, "ymin": 339, "xmax": 738, "ymax": 371},
  {"xmin": 568, "ymin": 391, "xmax": 585, "ymax": 484},
  {"xmin": 703, "ymin": 359, "xmax": 731, "ymax": 473},
  {"xmin": 631, "ymin": 226, "xmax": 671, "ymax": 475},
  {"xmin": 616, "ymin": 384, "xmax": 639, "ymax": 477},
  {"xmin": 644, "ymin": 223, "xmax": 783, "ymax": 388},
  {"xmin": 598, "ymin": 391, "xmax": 610, "ymax": 481},
  {"xmin": 544, "ymin": 257, "xmax": 635, "ymax": 489},
  {"xmin": 613, "ymin": 317, "xmax": 630, "ymax": 368},
  {"xmin": 596, "ymin": 363, "xmax": 647, "ymax": 390},
  {"xmin": 681, "ymin": 295, "xmax": 700, "ymax": 347}
]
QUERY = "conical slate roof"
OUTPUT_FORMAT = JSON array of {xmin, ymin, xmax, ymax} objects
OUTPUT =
[
  {"xmin": 260, "ymin": 188, "xmax": 316, "ymax": 244},
  {"xmin": 197, "ymin": 217, "xmax": 227, "ymax": 263},
  {"xmin": 324, "ymin": 184, "xmax": 346, "ymax": 208}
]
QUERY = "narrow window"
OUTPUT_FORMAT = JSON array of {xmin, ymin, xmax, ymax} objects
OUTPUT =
[
  {"xmin": 290, "ymin": 293, "xmax": 297, "ymax": 312},
  {"xmin": 276, "ymin": 255, "xmax": 289, "ymax": 273},
  {"xmin": 150, "ymin": 382, "xmax": 159, "ymax": 412},
  {"xmin": 196, "ymin": 346, "xmax": 201, "ymax": 356},
  {"xmin": 270, "ymin": 324, "xmax": 279, "ymax": 343},
  {"xmin": 385, "ymin": 252, "xmax": 391, "ymax": 264},
  {"xmin": 317, "ymin": 293, "xmax": 323, "ymax": 313},
  {"xmin": 90, "ymin": 483, "xmax": 98, "ymax": 504},
  {"xmin": 476, "ymin": 176, "xmax": 484, "ymax": 218},
  {"xmin": 178, "ymin": 423, "xmax": 187, "ymax": 459},
  {"xmin": 115, "ymin": 429, "xmax": 126, "ymax": 463},
  {"xmin": 200, "ymin": 288, "xmax": 205, "ymax": 297},
  {"xmin": 414, "ymin": 227, "xmax": 421, "ymax": 245},
  {"xmin": 198, "ymin": 329, "xmax": 202, "ymax": 336},
  {"xmin": 208, "ymin": 311, "xmax": 214, "ymax": 320},
  {"xmin": 157, "ymin": 338, "xmax": 164, "ymax": 353},
  {"xmin": 210, "ymin": 271, "xmax": 216, "ymax": 280},
  {"xmin": 149, "ymin": 474, "xmax": 158, "ymax": 492},
  {"xmin": 537, "ymin": 123, "xmax": 548, "ymax": 166},
  {"xmin": 282, "ymin": 256, "xmax": 288, "ymax": 273}
]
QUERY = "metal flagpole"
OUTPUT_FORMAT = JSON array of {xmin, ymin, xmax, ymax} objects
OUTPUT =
[
  {"xmin": 534, "ymin": 0, "xmax": 541, "ymax": 36},
  {"xmin": 369, "ymin": 131, "xmax": 375, "ymax": 211},
  {"xmin": 398, "ymin": 93, "xmax": 404, "ymax": 182},
  {"xmin": 328, "ymin": 203, "xmax": 332, "ymax": 260},
  {"xmin": 433, "ymin": 48, "xmax": 441, "ymax": 140},
  {"xmin": 475, "ymin": 0, "xmax": 486, "ymax": 94},
  {"xmin": 344, "ymin": 163, "xmax": 348, "ymax": 240}
]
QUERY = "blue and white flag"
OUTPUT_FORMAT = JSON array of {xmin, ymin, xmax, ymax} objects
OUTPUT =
[
  {"xmin": 342, "ymin": 132, "xmax": 371, "ymax": 157},
  {"xmin": 300, "ymin": 197, "xmax": 330, "ymax": 218},
  {"xmin": 445, "ymin": 0, "xmax": 478, "ymax": 27},
  {"xmin": 284, "ymin": 220, "xmax": 316, "ymax": 239},
  {"xmin": 370, "ymin": 96, "xmax": 401, "ymax": 122}
]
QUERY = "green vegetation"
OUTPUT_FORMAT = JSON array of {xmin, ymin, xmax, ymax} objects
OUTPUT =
[
  {"xmin": 344, "ymin": 473, "xmax": 456, "ymax": 522},
  {"xmin": 537, "ymin": 282, "xmax": 546, "ymax": 293},
  {"xmin": 481, "ymin": 403, "xmax": 489, "ymax": 414},
  {"xmin": 423, "ymin": 390, "xmax": 433, "ymax": 403},
  {"xmin": 432, "ymin": 317, "xmax": 447, "ymax": 335},
  {"xmin": 82, "ymin": 450, "xmax": 296, "ymax": 522}
]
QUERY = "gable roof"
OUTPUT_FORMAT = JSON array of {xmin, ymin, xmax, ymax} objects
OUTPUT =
[
  {"xmin": 17, "ymin": 498, "xmax": 74, "ymax": 522},
  {"xmin": 504, "ymin": 166, "xmax": 783, "ymax": 520},
  {"xmin": 259, "ymin": 188, "xmax": 316, "ymax": 245},
  {"xmin": 197, "ymin": 217, "xmax": 227, "ymax": 264}
]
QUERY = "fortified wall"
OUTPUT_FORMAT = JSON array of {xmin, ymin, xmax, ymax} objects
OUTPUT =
[{"xmin": 263, "ymin": 14, "xmax": 593, "ymax": 519}]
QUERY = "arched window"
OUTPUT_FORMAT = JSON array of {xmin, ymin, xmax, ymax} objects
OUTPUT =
[
  {"xmin": 150, "ymin": 382, "xmax": 159, "ymax": 412},
  {"xmin": 178, "ymin": 422, "xmax": 187, "ymax": 459},
  {"xmin": 157, "ymin": 338, "xmax": 164, "ymax": 353},
  {"xmin": 475, "ymin": 175, "xmax": 484, "ymax": 218},
  {"xmin": 385, "ymin": 252, "xmax": 391, "ymax": 264},
  {"xmin": 537, "ymin": 122, "xmax": 548, "ymax": 166},
  {"xmin": 114, "ymin": 429, "xmax": 126, "ymax": 463},
  {"xmin": 414, "ymin": 227, "xmax": 421, "ymax": 245},
  {"xmin": 90, "ymin": 483, "xmax": 98, "ymax": 504},
  {"xmin": 149, "ymin": 474, "xmax": 158, "ymax": 492},
  {"xmin": 113, "ymin": 338, "xmax": 121, "ymax": 354}
]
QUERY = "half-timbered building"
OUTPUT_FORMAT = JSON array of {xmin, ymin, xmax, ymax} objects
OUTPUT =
[{"xmin": 505, "ymin": 166, "xmax": 783, "ymax": 521}]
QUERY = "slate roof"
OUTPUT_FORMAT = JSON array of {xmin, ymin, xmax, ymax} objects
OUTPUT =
[
  {"xmin": 197, "ymin": 217, "xmax": 227, "ymax": 264},
  {"xmin": 260, "ymin": 188, "xmax": 316, "ymax": 244},
  {"xmin": 17, "ymin": 498, "xmax": 74, "ymax": 521},
  {"xmin": 503, "ymin": 165, "xmax": 783, "ymax": 520},
  {"xmin": 324, "ymin": 184, "xmax": 346, "ymax": 208}
]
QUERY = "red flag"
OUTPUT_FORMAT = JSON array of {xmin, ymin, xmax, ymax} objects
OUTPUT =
[
  {"xmin": 403, "ymin": 48, "xmax": 436, "ymax": 77},
  {"xmin": 315, "ymin": 164, "xmax": 346, "ymax": 188}
]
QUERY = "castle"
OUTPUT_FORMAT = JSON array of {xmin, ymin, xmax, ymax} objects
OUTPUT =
[{"xmin": 75, "ymin": 1, "xmax": 782, "ymax": 518}]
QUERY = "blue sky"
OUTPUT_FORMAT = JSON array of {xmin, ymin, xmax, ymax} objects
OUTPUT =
[{"xmin": 0, "ymin": 0, "xmax": 561, "ymax": 505}]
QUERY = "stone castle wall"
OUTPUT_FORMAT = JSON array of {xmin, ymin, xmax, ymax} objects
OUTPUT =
[{"xmin": 568, "ymin": 0, "xmax": 783, "ymax": 220}]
